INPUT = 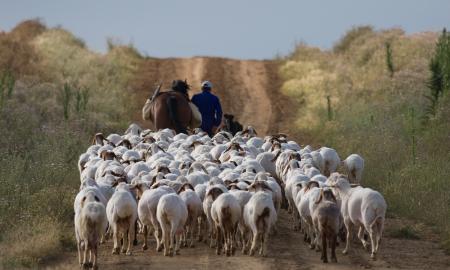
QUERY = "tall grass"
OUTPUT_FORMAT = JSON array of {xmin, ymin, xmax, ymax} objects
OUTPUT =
[
  {"xmin": 0, "ymin": 19, "xmax": 143, "ymax": 268},
  {"xmin": 281, "ymin": 26, "xmax": 450, "ymax": 250}
]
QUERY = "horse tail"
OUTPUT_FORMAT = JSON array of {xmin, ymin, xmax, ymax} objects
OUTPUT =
[{"xmin": 166, "ymin": 95, "xmax": 187, "ymax": 134}]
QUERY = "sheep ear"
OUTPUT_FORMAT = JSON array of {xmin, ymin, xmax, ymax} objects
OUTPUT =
[
  {"xmin": 91, "ymin": 135, "xmax": 96, "ymax": 145},
  {"xmin": 329, "ymin": 191, "xmax": 337, "ymax": 203},
  {"xmin": 201, "ymin": 165, "xmax": 208, "ymax": 174},
  {"xmin": 315, "ymin": 190, "xmax": 323, "ymax": 204},
  {"xmin": 188, "ymin": 166, "xmax": 194, "ymax": 174},
  {"xmin": 271, "ymin": 150, "xmax": 281, "ymax": 162}
]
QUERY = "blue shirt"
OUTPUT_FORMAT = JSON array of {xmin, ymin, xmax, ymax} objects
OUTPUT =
[{"xmin": 191, "ymin": 90, "xmax": 223, "ymax": 135}]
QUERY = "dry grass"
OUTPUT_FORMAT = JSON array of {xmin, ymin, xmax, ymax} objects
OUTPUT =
[
  {"xmin": 281, "ymin": 26, "xmax": 450, "ymax": 250},
  {"xmin": 0, "ymin": 19, "xmax": 143, "ymax": 268}
]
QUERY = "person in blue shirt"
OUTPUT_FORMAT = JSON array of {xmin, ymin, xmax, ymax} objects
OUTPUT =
[{"xmin": 191, "ymin": 81, "xmax": 223, "ymax": 136}]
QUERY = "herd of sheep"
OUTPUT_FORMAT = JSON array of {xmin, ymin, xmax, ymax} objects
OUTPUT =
[{"xmin": 74, "ymin": 124, "xmax": 387, "ymax": 269}]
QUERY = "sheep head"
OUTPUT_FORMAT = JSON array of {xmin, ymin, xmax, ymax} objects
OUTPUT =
[
  {"xmin": 206, "ymin": 187, "xmax": 224, "ymax": 201},
  {"xmin": 315, "ymin": 188, "xmax": 337, "ymax": 204},
  {"xmin": 248, "ymin": 180, "xmax": 273, "ymax": 193}
]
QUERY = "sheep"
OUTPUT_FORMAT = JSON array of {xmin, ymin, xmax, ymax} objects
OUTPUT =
[
  {"xmin": 312, "ymin": 189, "xmax": 340, "ymax": 263},
  {"xmin": 203, "ymin": 186, "xmax": 226, "ymax": 247},
  {"xmin": 243, "ymin": 191, "xmax": 277, "ymax": 257},
  {"xmin": 106, "ymin": 183, "xmax": 138, "ymax": 255},
  {"xmin": 342, "ymin": 154, "xmax": 364, "ymax": 184},
  {"xmin": 156, "ymin": 193, "xmax": 188, "ymax": 256},
  {"xmin": 210, "ymin": 192, "xmax": 242, "ymax": 256},
  {"xmin": 319, "ymin": 147, "xmax": 340, "ymax": 177},
  {"xmin": 75, "ymin": 190, "xmax": 108, "ymax": 269},
  {"xmin": 297, "ymin": 181, "xmax": 321, "ymax": 248},
  {"xmin": 332, "ymin": 176, "xmax": 387, "ymax": 259},
  {"xmin": 178, "ymin": 183, "xmax": 203, "ymax": 248}
]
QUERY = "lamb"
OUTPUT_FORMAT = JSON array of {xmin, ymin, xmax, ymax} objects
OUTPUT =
[
  {"xmin": 312, "ymin": 189, "xmax": 340, "ymax": 263},
  {"xmin": 156, "ymin": 193, "xmax": 188, "ymax": 256},
  {"xmin": 332, "ymin": 176, "xmax": 387, "ymax": 259},
  {"xmin": 210, "ymin": 192, "xmax": 242, "ymax": 256},
  {"xmin": 75, "ymin": 190, "xmax": 108, "ymax": 269},
  {"xmin": 106, "ymin": 183, "xmax": 138, "ymax": 255},
  {"xmin": 243, "ymin": 191, "xmax": 277, "ymax": 257},
  {"xmin": 342, "ymin": 154, "xmax": 364, "ymax": 184}
]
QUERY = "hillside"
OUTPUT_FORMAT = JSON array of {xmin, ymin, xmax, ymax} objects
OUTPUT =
[{"xmin": 0, "ymin": 20, "xmax": 449, "ymax": 269}]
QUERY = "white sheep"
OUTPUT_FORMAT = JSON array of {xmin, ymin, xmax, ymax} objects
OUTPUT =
[
  {"xmin": 342, "ymin": 154, "xmax": 364, "ymax": 184},
  {"xmin": 106, "ymin": 183, "xmax": 138, "ymax": 255},
  {"xmin": 332, "ymin": 176, "xmax": 386, "ymax": 259},
  {"xmin": 243, "ymin": 191, "xmax": 277, "ymax": 257},
  {"xmin": 156, "ymin": 193, "xmax": 188, "ymax": 256},
  {"xmin": 320, "ymin": 147, "xmax": 340, "ymax": 176},
  {"xmin": 75, "ymin": 190, "xmax": 108, "ymax": 269},
  {"xmin": 210, "ymin": 193, "xmax": 242, "ymax": 256},
  {"xmin": 178, "ymin": 183, "xmax": 203, "ymax": 248}
]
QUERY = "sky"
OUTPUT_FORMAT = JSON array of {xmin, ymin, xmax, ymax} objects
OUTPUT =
[{"xmin": 0, "ymin": 0, "xmax": 449, "ymax": 59}]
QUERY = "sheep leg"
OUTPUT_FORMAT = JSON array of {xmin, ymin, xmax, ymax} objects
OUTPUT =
[
  {"xmin": 331, "ymin": 234, "xmax": 338, "ymax": 263},
  {"xmin": 216, "ymin": 226, "xmax": 222, "ymax": 255},
  {"xmin": 210, "ymin": 225, "xmax": 217, "ymax": 248},
  {"xmin": 142, "ymin": 225, "xmax": 148, "ymax": 250},
  {"xmin": 133, "ymin": 221, "xmax": 138, "ymax": 246},
  {"xmin": 343, "ymin": 221, "xmax": 353, "ymax": 255},
  {"xmin": 92, "ymin": 244, "xmax": 98, "ymax": 270},
  {"xmin": 190, "ymin": 218, "xmax": 197, "ymax": 248},
  {"xmin": 358, "ymin": 225, "xmax": 369, "ymax": 250},
  {"xmin": 77, "ymin": 240, "xmax": 82, "ymax": 266},
  {"xmin": 169, "ymin": 226, "xmax": 175, "ymax": 256},
  {"xmin": 126, "ymin": 221, "xmax": 135, "ymax": 255},
  {"xmin": 154, "ymin": 224, "xmax": 163, "ymax": 252},
  {"xmin": 162, "ymin": 227, "xmax": 170, "ymax": 256},
  {"xmin": 175, "ymin": 231, "xmax": 181, "ymax": 255},
  {"xmin": 260, "ymin": 229, "xmax": 269, "ymax": 257},
  {"xmin": 369, "ymin": 230, "xmax": 377, "ymax": 260},
  {"xmin": 82, "ymin": 241, "xmax": 89, "ymax": 269},
  {"xmin": 112, "ymin": 227, "xmax": 120, "ymax": 255},
  {"xmin": 249, "ymin": 232, "xmax": 260, "ymax": 256},
  {"xmin": 197, "ymin": 216, "xmax": 203, "ymax": 242},
  {"xmin": 321, "ymin": 231, "xmax": 328, "ymax": 263}
]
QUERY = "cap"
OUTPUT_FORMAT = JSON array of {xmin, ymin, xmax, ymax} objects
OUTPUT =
[{"xmin": 201, "ymin": 81, "xmax": 213, "ymax": 89}]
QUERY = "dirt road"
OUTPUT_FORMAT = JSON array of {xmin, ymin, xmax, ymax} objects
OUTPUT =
[
  {"xmin": 51, "ymin": 210, "xmax": 449, "ymax": 270},
  {"xmin": 131, "ymin": 57, "xmax": 294, "ymax": 136},
  {"xmin": 50, "ymin": 57, "xmax": 450, "ymax": 269}
]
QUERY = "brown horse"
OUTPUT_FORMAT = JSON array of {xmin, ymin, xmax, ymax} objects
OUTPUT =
[{"xmin": 143, "ymin": 90, "xmax": 192, "ymax": 134}]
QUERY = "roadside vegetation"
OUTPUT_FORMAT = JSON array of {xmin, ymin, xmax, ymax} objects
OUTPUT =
[
  {"xmin": 0, "ymin": 19, "xmax": 142, "ymax": 268},
  {"xmin": 280, "ymin": 26, "xmax": 450, "ymax": 250},
  {"xmin": 0, "ymin": 19, "xmax": 448, "ymax": 268}
]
